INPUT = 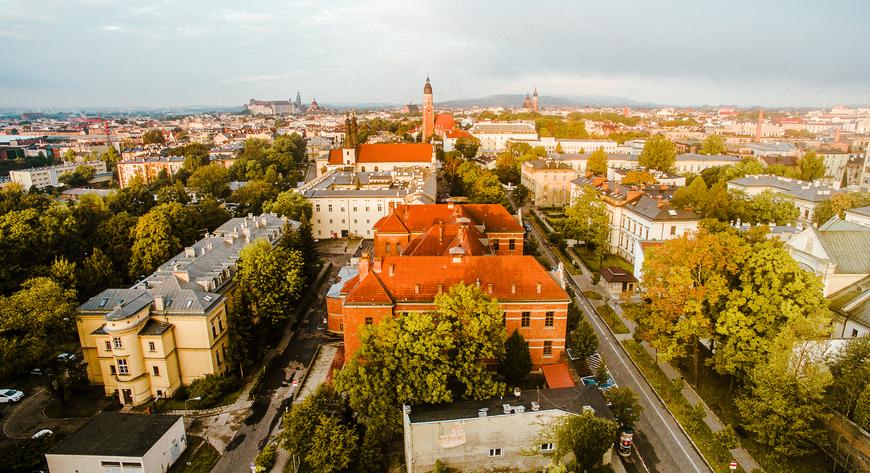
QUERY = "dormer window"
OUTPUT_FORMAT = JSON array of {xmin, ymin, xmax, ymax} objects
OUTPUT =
[
  {"xmin": 185, "ymin": 300, "xmax": 193, "ymax": 308},
  {"xmin": 98, "ymin": 298, "xmax": 109, "ymax": 308}
]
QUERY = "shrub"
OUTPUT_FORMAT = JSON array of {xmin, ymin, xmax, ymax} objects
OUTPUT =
[
  {"xmin": 584, "ymin": 290, "xmax": 603, "ymax": 300},
  {"xmin": 685, "ymin": 402, "xmax": 708, "ymax": 432},
  {"xmin": 714, "ymin": 425, "xmax": 740, "ymax": 450},
  {"xmin": 187, "ymin": 374, "xmax": 240, "ymax": 408},
  {"xmin": 591, "ymin": 272, "xmax": 601, "ymax": 285},
  {"xmin": 254, "ymin": 443, "xmax": 277, "ymax": 473}
]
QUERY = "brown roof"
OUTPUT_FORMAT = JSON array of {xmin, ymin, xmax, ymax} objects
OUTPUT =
[
  {"xmin": 542, "ymin": 362, "xmax": 576, "ymax": 388},
  {"xmin": 600, "ymin": 267, "xmax": 638, "ymax": 283}
]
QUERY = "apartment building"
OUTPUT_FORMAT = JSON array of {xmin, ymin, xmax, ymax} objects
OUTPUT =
[
  {"xmin": 116, "ymin": 156, "xmax": 185, "ymax": 188},
  {"xmin": 9, "ymin": 160, "xmax": 107, "ymax": 190},
  {"xmin": 727, "ymin": 174, "xmax": 837, "ymax": 224},
  {"xmin": 468, "ymin": 122, "xmax": 538, "ymax": 152},
  {"xmin": 316, "ymin": 143, "xmax": 435, "ymax": 176},
  {"xmin": 520, "ymin": 159, "xmax": 576, "ymax": 207},
  {"xmin": 76, "ymin": 214, "xmax": 292, "ymax": 406}
]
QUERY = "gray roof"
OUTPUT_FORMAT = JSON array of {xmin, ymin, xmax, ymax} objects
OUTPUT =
[
  {"xmin": 828, "ymin": 275, "xmax": 870, "ymax": 327},
  {"xmin": 47, "ymin": 413, "xmax": 181, "ymax": 457},
  {"xmin": 469, "ymin": 123, "xmax": 537, "ymax": 134},
  {"xmin": 407, "ymin": 385, "xmax": 611, "ymax": 423},
  {"xmin": 139, "ymin": 319, "xmax": 173, "ymax": 336},
  {"xmin": 820, "ymin": 218, "xmax": 870, "ymax": 232},
  {"xmin": 327, "ymin": 265, "xmax": 359, "ymax": 297},
  {"xmin": 847, "ymin": 206, "xmax": 870, "ymax": 218},
  {"xmin": 676, "ymin": 153, "xmax": 741, "ymax": 163},
  {"xmin": 624, "ymin": 194, "xmax": 698, "ymax": 221},
  {"xmin": 300, "ymin": 169, "xmax": 436, "ymax": 201},
  {"xmin": 524, "ymin": 159, "xmax": 574, "ymax": 171},
  {"xmin": 813, "ymin": 225, "xmax": 870, "ymax": 274},
  {"xmin": 728, "ymin": 175, "xmax": 837, "ymax": 203}
]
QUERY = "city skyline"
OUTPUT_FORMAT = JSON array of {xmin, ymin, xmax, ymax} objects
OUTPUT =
[{"xmin": 1, "ymin": 0, "xmax": 869, "ymax": 108}]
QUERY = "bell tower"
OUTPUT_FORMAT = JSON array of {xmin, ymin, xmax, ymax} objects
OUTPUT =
[{"xmin": 422, "ymin": 77, "xmax": 435, "ymax": 142}]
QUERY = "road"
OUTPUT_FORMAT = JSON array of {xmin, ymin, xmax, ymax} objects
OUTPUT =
[
  {"xmin": 525, "ymin": 210, "xmax": 712, "ymax": 473},
  {"xmin": 210, "ymin": 264, "xmax": 340, "ymax": 473}
]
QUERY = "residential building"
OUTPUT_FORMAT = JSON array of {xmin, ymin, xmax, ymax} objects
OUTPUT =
[
  {"xmin": 301, "ymin": 167, "xmax": 436, "ymax": 239},
  {"xmin": 402, "ymin": 385, "xmax": 613, "ymax": 473},
  {"xmin": 469, "ymin": 121, "xmax": 538, "ymax": 152},
  {"xmin": 785, "ymin": 217, "xmax": 870, "ymax": 296},
  {"xmin": 117, "ymin": 156, "xmax": 185, "ymax": 188},
  {"xmin": 76, "ymin": 214, "xmax": 291, "ymax": 406},
  {"xmin": 845, "ymin": 206, "xmax": 870, "ymax": 228},
  {"xmin": 531, "ymin": 153, "xmax": 738, "ymax": 176},
  {"xmin": 672, "ymin": 153, "xmax": 742, "ymax": 173},
  {"xmin": 507, "ymin": 137, "xmax": 618, "ymax": 155},
  {"xmin": 9, "ymin": 160, "xmax": 107, "ymax": 190},
  {"xmin": 738, "ymin": 142, "xmax": 799, "ymax": 159},
  {"xmin": 317, "ymin": 143, "xmax": 435, "ymax": 175},
  {"xmin": 607, "ymin": 168, "xmax": 686, "ymax": 187},
  {"xmin": 46, "ymin": 413, "xmax": 186, "ymax": 473},
  {"xmin": 372, "ymin": 203, "xmax": 525, "ymax": 257},
  {"xmin": 817, "ymin": 150, "xmax": 852, "ymax": 187},
  {"xmin": 327, "ymin": 252, "xmax": 569, "ymax": 367},
  {"xmin": 828, "ymin": 275, "xmax": 870, "ymax": 339},
  {"xmin": 521, "ymin": 159, "xmax": 576, "ymax": 207},
  {"xmin": 727, "ymin": 175, "xmax": 837, "ymax": 224}
]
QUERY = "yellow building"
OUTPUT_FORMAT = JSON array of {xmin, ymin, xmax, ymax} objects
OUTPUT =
[
  {"xmin": 76, "ymin": 214, "xmax": 291, "ymax": 406},
  {"xmin": 520, "ymin": 159, "xmax": 576, "ymax": 207}
]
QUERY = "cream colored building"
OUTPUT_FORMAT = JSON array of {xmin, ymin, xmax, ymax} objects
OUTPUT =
[
  {"xmin": 785, "ymin": 217, "xmax": 870, "ymax": 296},
  {"xmin": 469, "ymin": 121, "xmax": 538, "ymax": 152},
  {"xmin": 520, "ymin": 159, "xmax": 576, "ymax": 207},
  {"xmin": 9, "ymin": 160, "xmax": 107, "ymax": 190},
  {"xmin": 727, "ymin": 174, "xmax": 837, "ymax": 225},
  {"xmin": 76, "ymin": 214, "xmax": 291, "ymax": 406},
  {"xmin": 116, "ymin": 156, "xmax": 184, "ymax": 188}
]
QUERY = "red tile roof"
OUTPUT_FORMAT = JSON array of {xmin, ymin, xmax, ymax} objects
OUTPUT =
[
  {"xmin": 327, "ymin": 143, "xmax": 433, "ymax": 166},
  {"xmin": 434, "ymin": 113, "xmax": 456, "ymax": 131},
  {"xmin": 327, "ymin": 148, "xmax": 343, "ymax": 165},
  {"xmin": 542, "ymin": 362, "xmax": 576, "ymax": 388},
  {"xmin": 375, "ymin": 204, "xmax": 523, "ymax": 235},
  {"xmin": 374, "ymin": 213, "xmax": 409, "ymax": 234},
  {"xmin": 403, "ymin": 223, "xmax": 490, "ymax": 256},
  {"xmin": 344, "ymin": 255, "xmax": 568, "ymax": 305},
  {"xmin": 445, "ymin": 129, "xmax": 473, "ymax": 140}
]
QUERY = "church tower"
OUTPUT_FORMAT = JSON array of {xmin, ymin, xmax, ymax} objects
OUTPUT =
[
  {"xmin": 532, "ymin": 87, "xmax": 539, "ymax": 112},
  {"xmin": 422, "ymin": 77, "xmax": 435, "ymax": 142}
]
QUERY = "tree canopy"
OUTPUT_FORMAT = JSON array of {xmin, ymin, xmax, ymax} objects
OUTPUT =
[
  {"xmin": 638, "ymin": 134, "xmax": 676, "ymax": 172},
  {"xmin": 587, "ymin": 147, "xmax": 608, "ymax": 176}
]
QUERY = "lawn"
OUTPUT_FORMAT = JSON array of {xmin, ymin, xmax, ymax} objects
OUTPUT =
[
  {"xmin": 168, "ymin": 436, "xmax": 219, "ymax": 473},
  {"xmin": 620, "ymin": 340, "xmax": 740, "ymax": 472},
  {"xmin": 583, "ymin": 290, "xmax": 603, "ymax": 300},
  {"xmin": 672, "ymin": 353, "xmax": 835, "ymax": 473},
  {"xmin": 570, "ymin": 247, "xmax": 634, "ymax": 274},
  {"xmin": 595, "ymin": 304, "xmax": 629, "ymax": 334},
  {"xmin": 154, "ymin": 387, "xmax": 241, "ymax": 413},
  {"xmin": 44, "ymin": 386, "xmax": 120, "ymax": 418}
]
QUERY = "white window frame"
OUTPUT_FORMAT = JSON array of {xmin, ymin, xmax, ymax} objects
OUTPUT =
[
  {"xmin": 117, "ymin": 359, "xmax": 129, "ymax": 375},
  {"xmin": 541, "ymin": 442, "xmax": 555, "ymax": 453},
  {"xmin": 488, "ymin": 448, "xmax": 503, "ymax": 457}
]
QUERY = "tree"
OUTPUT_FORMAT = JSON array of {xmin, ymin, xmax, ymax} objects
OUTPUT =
[
  {"xmin": 58, "ymin": 165, "xmax": 96, "ymax": 187},
  {"xmin": 563, "ymin": 185, "xmax": 609, "ymax": 255},
  {"xmin": 796, "ymin": 150, "xmax": 826, "ymax": 181},
  {"xmin": 237, "ymin": 239, "xmax": 305, "ymax": 328},
  {"xmin": 621, "ymin": 170, "xmax": 657, "ymax": 186},
  {"xmin": 263, "ymin": 190, "xmax": 312, "ymax": 221},
  {"xmin": 638, "ymin": 134, "xmax": 676, "ymax": 172},
  {"xmin": 568, "ymin": 318, "xmax": 598, "ymax": 360},
  {"xmin": 812, "ymin": 191, "xmax": 870, "ymax": 226},
  {"xmin": 501, "ymin": 330, "xmax": 532, "ymax": 386},
  {"xmin": 106, "ymin": 178, "xmax": 155, "ymax": 216},
  {"xmin": 141, "ymin": 128, "xmax": 166, "ymax": 145},
  {"xmin": 79, "ymin": 248, "xmax": 116, "ymax": 301},
  {"xmin": 156, "ymin": 182, "xmax": 191, "ymax": 205},
  {"xmin": 129, "ymin": 208, "xmax": 180, "ymax": 279},
  {"xmin": 604, "ymin": 387, "xmax": 643, "ymax": 428},
  {"xmin": 228, "ymin": 180, "xmax": 278, "ymax": 215},
  {"xmin": 737, "ymin": 190, "xmax": 799, "ymax": 225},
  {"xmin": 828, "ymin": 335, "xmax": 870, "ymax": 422},
  {"xmin": 587, "ymin": 147, "xmax": 608, "ymax": 176},
  {"xmin": 454, "ymin": 136, "xmax": 480, "ymax": 160},
  {"xmin": 304, "ymin": 416, "xmax": 360, "ymax": 473},
  {"xmin": 188, "ymin": 163, "xmax": 230, "ymax": 198},
  {"xmin": 639, "ymin": 230, "xmax": 748, "ymax": 384},
  {"xmin": 279, "ymin": 216, "xmax": 321, "ymax": 281},
  {"xmin": 699, "ymin": 135, "xmax": 726, "ymax": 155},
  {"xmin": 671, "ymin": 176, "xmax": 708, "ymax": 212},
  {"xmin": 281, "ymin": 384, "xmax": 353, "ymax": 463},
  {"xmin": 555, "ymin": 141, "xmax": 564, "ymax": 154},
  {"xmin": 194, "ymin": 197, "xmax": 231, "ymax": 232},
  {"xmin": 550, "ymin": 412, "xmax": 618, "ymax": 472},
  {"xmin": 736, "ymin": 325, "xmax": 832, "ymax": 457}
]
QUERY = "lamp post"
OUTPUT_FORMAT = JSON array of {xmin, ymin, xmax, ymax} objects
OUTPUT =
[{"xmin": 184, "ymin": 396, "xmax": 202, "ymax": 410}]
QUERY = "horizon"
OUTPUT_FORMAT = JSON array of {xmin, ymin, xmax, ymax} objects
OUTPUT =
[{"xmin": 1, "ymin": 0, "xmax": 869, "ymax": 108}]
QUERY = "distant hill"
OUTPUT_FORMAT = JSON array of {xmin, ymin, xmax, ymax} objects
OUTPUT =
[{"xmin": 437, "ymin": 94, "xmax": 656, "ymax": 109}]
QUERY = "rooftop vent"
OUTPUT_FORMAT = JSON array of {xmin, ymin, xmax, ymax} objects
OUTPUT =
[
  {"xmin": 582, "ymin": 405, "xmax": 596, "ymax": 415},
  {"xmin": 531, "ymin": 401, "xmax": 541, "ymax": 411},
  {"xmin": 478, "ymin": 408, "xmax": 489, "ymax": 418},
  {"xmin": 503, "ymin": 404, "xmax": 512, "ymax": 414}
]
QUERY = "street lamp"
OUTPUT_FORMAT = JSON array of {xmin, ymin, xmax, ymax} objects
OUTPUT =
[{"xmin": 184, "ymin": 396, "xmax": 202, "ymax": 410}]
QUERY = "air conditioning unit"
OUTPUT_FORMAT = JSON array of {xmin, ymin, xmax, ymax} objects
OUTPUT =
[{"xmin": 582, "ymin": 405, "xmax": 596, "ymax": 415}]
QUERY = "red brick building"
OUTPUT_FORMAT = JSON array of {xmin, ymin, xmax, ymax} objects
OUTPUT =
[{"xmin": 372, "ymin": 203, "xmax": 525, "ymax": 257}]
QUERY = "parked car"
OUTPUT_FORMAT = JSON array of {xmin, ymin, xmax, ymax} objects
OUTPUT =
[
  {"xmin": 29, "ymin": 368, "xmax": 44, "ymax": 376},
  {"xmin": 0, "ymin": 389, "xmax": 24, "ymax": 403},
  {"xmin": 31, "ymin": 429, "xmax": 53, "ymax": 439},
  {"xmin": 57, "ymin": 352, "xmax": 77, "ymax": 363}
]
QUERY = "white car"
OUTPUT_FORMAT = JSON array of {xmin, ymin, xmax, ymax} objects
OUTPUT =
[
  {"xmin": 32, "ymin": 429, "xmax": 53, "ymax": 439},
  {"xmin": 0, "ymin": 389, "xmax": 24, "ymax": 403}
]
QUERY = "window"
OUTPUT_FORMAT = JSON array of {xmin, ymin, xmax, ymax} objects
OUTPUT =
[
  {"xmin": 396, "ymin": 243, "xmax": 402, "ymax": 255},
  {"xmin": 545, "ymin": 311, "xmax": 554, "ymax": 327},
  {"xmin": 377, "ymin": 204, "xmax": 382, "ymax": 211},
  {"xmin": 853, "ymin": 329, "xmax": 860, "ymax": 337},
  {"xmin": 328, "ymin": 204, "xmax": 333, "ymax": 212},
  {"xmin": 489, "ymin": 448, "xmax": 503, "ymax": 457},
  {"xmin": 493, "ymin": 239, "xmax": 500, "ymax": 251},
  {"xmin": 353, "ymin": 207, "xmax": 357, "ymax": 212},
  {"xmin": 541, "ymin": 443, "xmax": 555, "ymax": 452},
  {"xmin": 216, "ymin": 352, "xmax": 222, "ymax": 366},
  {"xmin": 104, "ymin": 341, "xmax": 112, "ymax": 351},
  {"xmin": 185, "ymin": 300, "xmax": 193, "ymax": 308},
  {"xmin": 509, "ymin": 239, "xmax": 515, "ymax": 250},
  {"xmin": 543, "ymin": 341, "xmax": 553, "ymax": 357},
  {"xmin": 109, "ymin": 365, "xmax": 117, "ymax": 375},
  {"xmin": 315, "ymin": 204, "xmax": 320, "ymax": 212},
  {"xmin": 365, "ymin": 317, "xmax": 373, "ymax": 325},
  {"xmin": 148, "ymin": 341, "xmax": 156, "ymax": 352},
  {"xmin": 521, "ymin": 312, "xmax": 530, "ymax": 327},
  {"xmin": 385, "ymin": 242, "xmax": 391, "ymax": 255},
  {"xmin": 670, "ymin": 225, "xmax": 677, "ymax": 236},
  {"xmin": 212, "ymin": 323, "xmax": 217, "ymax": 338},
  {"xmin": 218, "ymin": 318, "xmax": 224, "ymax": 332},
  {"xmin": 112, "ymin": 337, "xmax": 123, "ymax": 349},
  {"xmin": 502, "ymin": 312, "xmax": 507, "ymax": 327},
  {"xmin": 152, "ymin": 366, "xmax": 160, "ymax": 376},
  {"xmin": 117, "ymin": 359, "xmax": 129, "ymax": 375},
  {"xmin": 98, "ymin": 297, "xmax": 109, "ymax": 307}
]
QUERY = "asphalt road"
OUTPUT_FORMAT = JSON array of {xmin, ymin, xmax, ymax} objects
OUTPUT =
[{"xmin": 525, "ymin": 211, "xmax": 712, "ymax": 473}]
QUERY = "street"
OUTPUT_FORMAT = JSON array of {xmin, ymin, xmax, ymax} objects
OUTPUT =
[{"xmin": 525, "ymin": 208, "xmax": 712, "ymax": 473}]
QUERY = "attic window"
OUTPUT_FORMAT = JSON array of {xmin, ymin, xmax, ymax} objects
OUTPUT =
[
  {"xmin": 118, "ymin": 299, "xmax": 125, "ymax": 305},
  {"xmin": 185, "ymin": 300, "xmax": 194, "ymax": 308},
  {"xmin": 165, "ymin": 299, "xmax": 173, "ymax": 307},
  {"xmin": 203, "ymin": 295, "xmax": 213, "ymax": 302},
  {"xmin": 667, "ymin": 209, "xmax": 677, "ymax": 217},
  {"xmin": 98, "ymin": 298, "xmax": 109, "ymax": 308}
]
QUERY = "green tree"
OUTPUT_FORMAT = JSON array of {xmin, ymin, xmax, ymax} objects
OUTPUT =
[
  {"xmin": 129, "ymin": 208, "xmax": 180, "ymax": 279},
  {"xmin": 263, "ymin": 190, "xmax": 313, "ymax": 220},
  {"xmin": 587, "ymin": 147, "xmax": 608, "ymax": 176},
  {"xmin": 106, "ymin": 178, "xmax": 155, "ymax": 216},
  {"xmin": 454, "ymin": 136, "xmax": 480, "ymax": 160},
  {"xmin": 604, "ymin": 387, "xmax": 643, "ymax": 428},
  {"xmin": 567, "ymin": 318, "xmax": 598, "ymax": 360},
  {"xmin": 228, "ymin": 180, "xmax": 278, "ymax": 215},
  {"xmin": 79, "ymin": 248, "xmax": 117, "ymax": 300},
  {"xmin": 638, "ymin": 134, "xmax": 676, "ymax": 172},
  {"xmin": 671, "ymin": 176, "xmax": 708, "ymax": 212},
  {"xmin": 156, "ymin": 182, "xmax": 191, "ymax": 205},
  {"xmin": 621, "ymin": 170, "xmax": 657, "ymax": 186},
  {"xmin": 501, "ymin": 329, "xmax": 532, "ymax": 386},
  {"xmin": 237, "ymin": 239, "xmax": 305, "ymax": 328},
  {"xmin": 141, "ymin": 128, "xmax": 166, "ymax": 145},
  {"xmin": 550, "ymin": 412, "xmax": 618, "ymax": 472},
  {"xmin": 699, "ymin": 135, "xmax": 726, "ymax": 155},
  {"xmin": 188, "ymin": 163, "xmax": 230, "ymax": 198},
  {"xmin": 563, "ymin": 185, "xmax": 609, "ymax": 255},
  {"xmin": 812, "ymin": 191, "xmax": 870, "ymax": 226},
  {"xmin": 58, "ymin": 165, "xmax": 96, "ymax": 187},
  {"xmin": 281, "ymin": 384, "xmax": 353, "ymax": 461},
  {"xmin": 828, "ymin": 335, "xmax": 870, "ymax": 422},
  {"xmin": 305, "ymin": 416, "xmax": 359, "ymax": 473},
  {"xmin": 194, "ymin": 197, "xmax": 232, "ymax": 232},
  {"xmin": 738, "ymin": 190, "xmax": 799, "ymax": 225},
  {"xmin": 796, "ymin": 150, "xmax": 826, "ymax": 181}
]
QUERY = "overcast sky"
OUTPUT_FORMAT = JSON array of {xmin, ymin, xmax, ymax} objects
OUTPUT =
[{"xmin": 1, "ymin": 0, "xmax": 868, "ymax": 108}]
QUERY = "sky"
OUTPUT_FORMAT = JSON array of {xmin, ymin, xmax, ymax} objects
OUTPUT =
[{"xmin": 1, "ymin": 0, "xmax": 869, "ymax": 109}]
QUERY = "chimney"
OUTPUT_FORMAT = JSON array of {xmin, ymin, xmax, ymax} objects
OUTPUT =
[
  {"xmin": 154, "ymin": 295, "xmax": 164, "ymax": 311},
  {"xmin": 373, "ymin": 258, "xmax": 382, "ymax": 273},
  {"xmin": 359, "ymin": 252, "xmax": 370, "ymax": 278},
  {"xmin": 437, "ymin": 284, "xmax": 443, "ymax": 294},
  {"xmin": 476, "ymin": 278, "xmax": 481, "ymax": 288},
  {"xmin": 388, "ymin": 264, "xmax": 395, "ymax": 277},
  {"xmin": 447, "ymin": 201, "xmax": 454, "ymax": 209},
  {"xmin": 511, "ymin": 283, "xmax": 517, "ymax": 294},
  {"xmin": 536, "ymin": 282, "xmax": 542, "ymax": 294},
  {"xmin": 754, "ymin": 109, "xmax": 763, "ymax": 143},
  {"xmin": 414, "ymin": 284, "xmax": 421, "ymax": 294},
  {"xmin": 487, "ymin": 283, "xmax": 493, "ymax": 294}
]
